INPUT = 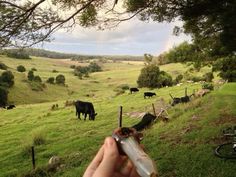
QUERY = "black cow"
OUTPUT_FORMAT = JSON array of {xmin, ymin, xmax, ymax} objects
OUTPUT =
[
  {"xmin": 169, "ymin": 94, "xmax": 191, "ymax": 106},
  {"xmin": 74, "ymin": 100, "xmax": 97, "ymax": 120},
  {"xmin": 144, "ymin": 92, "xmax": 156, "ymax": 99},
  {"xmin": 7, "ymin": 105, "xmax": 15, "ymax": 110},
  {"xmin": 130, "ymin": 87, "xmax": 139, "ymax": 94},
  {"xmin": 132, "ymin": 113, "xmax": 156, "ymax": 131}
]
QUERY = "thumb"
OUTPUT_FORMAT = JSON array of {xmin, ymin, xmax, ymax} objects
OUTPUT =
[{"xmin": 93, "ymin": 137, "xmax": 119, "ymax": 177}]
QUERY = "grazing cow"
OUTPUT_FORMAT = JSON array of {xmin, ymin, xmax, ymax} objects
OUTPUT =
[
  {"xmin": 130, "ymin": 87, "xmax": 139, "ymax": 94},
  {"xmin": 144, "ymin": 92, "xmax": 156, "ymax": 99},
  {"xmin": 132, "ymin": 113, "xmax": 157, "ymax": 131},
  {"xmin": 7, "ymin": 105, "xmax": 15, "ymax": 110},
  {"xmin": 170, "ymin": 88, "xmax": 193, "ymax": 106},
  {"xmin": 74, "ymin": 100, "xmax": 97, "ymax": 120}
]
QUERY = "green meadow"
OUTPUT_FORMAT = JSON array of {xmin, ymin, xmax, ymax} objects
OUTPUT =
[{"xmin": 0, "ymin": 55, "xmax": 235, "ymax": 177}]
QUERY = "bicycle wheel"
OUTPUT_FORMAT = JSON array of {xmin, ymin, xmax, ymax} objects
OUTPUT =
[{"xmin": 215, "ymin": 142, "xmax": 236, "ymax": 159}]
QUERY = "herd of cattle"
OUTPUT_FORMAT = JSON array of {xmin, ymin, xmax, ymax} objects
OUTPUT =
[{"xmin": 74, "ymin": 87, "xmax": 210, "ymax": 121}]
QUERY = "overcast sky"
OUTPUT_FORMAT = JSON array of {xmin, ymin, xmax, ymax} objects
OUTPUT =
[{"xmin": 37, "ymin": 18, "xmax": 191, "ymax": 56}]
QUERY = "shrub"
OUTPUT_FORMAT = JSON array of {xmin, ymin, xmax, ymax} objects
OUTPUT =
[
  {"xmin": 202, "ymin": 82, "xmax": 214, "ymax": 90},
  {"xmin": 203, "ymin": 72, "xmax": 214, "ymax": 82},
  {"xmin": 17, "ymin": 65, "xmax": 26, "ymax": 72},
  {"xmin": 70, "ymin": 65, "xmax": 76, "ymax": 69},
  {"xmin": 34, "ymin": 75, "xmax": 42, "ymax": 83},
  {"xmin": 137, "ymin": 64, "xmax": 173, "ymax": 88},
  {"xmin": 52, "ymin": 69, "xmax": 58, "ymax": 73},
  {"xmin": 46, "ymin": 77, "xmax": 55, "ymax": 84},
  {"xmin": 55, "ymin": 74, "xmax": 65, "ymax": 85},
  {"xmin": 31, "ymin": 67, "xmax": 37, "ymax": 71},
  {"xmin": 175, "ymin": 74, "xmax": 183, "ymax": 83},
  {"xmin": 191, "ymin": 76, "xmax": 205, "ymax": 82},
  {"xmin": 0, "ymin": 86, "xmax": 8, "ymax": 107},
  {"xmin": 0, "ymin": 70, "xmax": 14, "ymax": 87},
  {"xmin": 27, "ymin": 70, "xmax": 34, "ymax": 81},
  {"xmin": 88, "ymin": 62, "xmax": 102, "ymax": 72},
  {"xmin": 0, "ymin": 62, "xmax": 8, "ymax": 70}
]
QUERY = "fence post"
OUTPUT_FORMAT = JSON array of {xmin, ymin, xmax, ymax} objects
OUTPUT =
[
  {"xmin": 152, "ymin": 103, "xmax": 156, "ymax": 116},
  {"xmin": 31, "ymin": 146, "xmax": 35, "ymax": 170},
  {"xmin": 118, "ymin": 106, "xmax": 123, "ymax": 127}
]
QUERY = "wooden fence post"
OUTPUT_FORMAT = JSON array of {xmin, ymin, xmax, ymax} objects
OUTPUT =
[
  {"xmin": 118, "ymin": 106, "xmax": 123, "ymax": 127},
  {"xmin": 31, "ymin": 146, "xmax": 35, "ymax": 170}
]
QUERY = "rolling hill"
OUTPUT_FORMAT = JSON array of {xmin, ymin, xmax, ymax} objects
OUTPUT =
[{"xmin": 0, "ymin": 55, "xmax": 235, "ymax": 177}]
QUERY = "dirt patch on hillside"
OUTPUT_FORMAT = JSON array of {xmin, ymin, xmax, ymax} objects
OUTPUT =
[
  {"xmin": 211, "ymin": 115, "xmax": 236, "ymax": 126},
  {"xmin": 159, "ymin": 123, "xmax": 201, "ymax": 146}
]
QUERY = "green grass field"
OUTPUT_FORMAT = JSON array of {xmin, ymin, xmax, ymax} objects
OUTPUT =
[{"xmin": 0, "ymin": 55, "xmax": 235, "ymax": 177}]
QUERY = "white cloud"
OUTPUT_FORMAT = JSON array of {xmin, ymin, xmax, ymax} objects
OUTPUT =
[{"xmin": 40, "ymin": 18, "xmax": 191, "ymax": 55}]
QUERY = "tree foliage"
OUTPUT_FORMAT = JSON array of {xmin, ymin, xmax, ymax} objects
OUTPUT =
[
  {"xmin": 17, "ymin": 65, "xmax": 26, "ymax": 72},
  {"xmin": 213, "ymin": 56, "xmax": 236, "ymax": 82},
  {"xmin": 137, "ymin": 64, "xmax": 172, "ymax": 88},
  {"xmin": 27, "ymin": 70, "xmax": 34, "ymax": 81},
  {"xmin": 0, "ymin": 86, "xmax": 8, "ymax": 107},
  {"xmin": 0, "ymin": 62, "xmax": 8, "ymax": 70},
  {"xmin": 55, "ymin": 74, "xmax": 65, "ymax": 85},
  {"xmin": 0, "ymin": 0, "xmax": 235, "ymax": 56},
  {"xmin": 0, "ymin": 70, "xmax": 14, "ymax": 87}
]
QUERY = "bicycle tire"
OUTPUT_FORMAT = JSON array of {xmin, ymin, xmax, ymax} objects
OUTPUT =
[{"xmin": 215, "ymin": 142, "xmax": 236, "ymax": 159}]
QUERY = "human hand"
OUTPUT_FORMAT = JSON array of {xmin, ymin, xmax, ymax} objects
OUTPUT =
[{"xmin": 83, "ymin": 137, "xmax": 140, "ymax": 177}]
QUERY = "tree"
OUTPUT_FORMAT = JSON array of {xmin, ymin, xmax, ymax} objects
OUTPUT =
[
  {"xmin": 0, "ymin": 86, "xmax": 8, "ymax": 107},
  {"xmin": 0, "ymin": 0, "xmax": 235, "ymax": 55},
  {"xmin": 213, "ymin": 56, "xmax": 236, "ymax": 82},
  {"xmin": 0, "ymin": 62, "xmax": 8, "ymax": 70},
  {"xmin": 56, "ymin": 74, "xmax": 65, "ymax": 85},
  {"xmin": 27, "ymin": 70, "xmax": 34, "ymax": 81},
  {"xmin": 88, "ymin": 62, "xmax": 102, "ymax": 72},
  {"xmin": 0, "ymin": 70, "xmax": 14, "ymax": 87},
  {"xmin": 34, "ymin": 75, "xmax": 42, "ymax": 83},
  {"xmin": 137, "ymin": 64, "xmax": 172, "ymax": 88},
  {"xmin": 17, "ymin": 65, "xmax": 26, "ymax": 72},
  {"xmin": 46, "ymin": 77, "xmax": 55, "ymax": 84}
]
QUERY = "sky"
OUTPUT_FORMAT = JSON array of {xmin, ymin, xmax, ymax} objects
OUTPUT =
[{"xmin": 38, "ymin": 18, "xmax": 191, "ymax": 56}]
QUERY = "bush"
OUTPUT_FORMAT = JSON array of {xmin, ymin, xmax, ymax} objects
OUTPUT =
[
  {"xmin": 46, "ymin": 77, "xmax": 55, "ymax": 84},
  {"xmin": 0, "ymin": 86, "xmax": 8, "ymax": 107},
  {"xmin": 52, "ymin": 69, "xmax": 58, "ymax": 73},
  {"xmin": 55, "ymin": 74, "xmax": 65, "ymax": 85},
  {"xmin": 202, "ymin": 82, "xmax": 214, "ymax": 90},
  {"xmin": 137, "ymin": 64, "xmax": 173, "ymax": 88},
  {"xmin": 88, "ymin": 62, "xmax": 102, "ymax": 72},
  {"xmin": 175, "ymin": 74, "xmax": 183, "ymax": 83},
  {"xmin": 27, "ymin": 70, "xmax": 34, "ymax": 81},
  {"xmin": 203, "ymin": 72, "xmax": 214, "ymax": 82},
  {"xmin": 0, "ymin": 62, "xmax": 8, "ymax": 70},
  {"xmin": 17, "ymin": 65, "xmax": 26, "ymax": 72},
  {"xmin": 34, "ymin": 75, "xmax": 42, "ymax": 83},
  {"xmin": 31, "ymin": 67, "xmax": 37, "ymax": 71},
  {"xmin": 70, "ymin": 65, "xmax": 76, "ymax": 69},
  {"xmin": 0, "ymin": 70, "xmax": 14, "ymax": 87}
]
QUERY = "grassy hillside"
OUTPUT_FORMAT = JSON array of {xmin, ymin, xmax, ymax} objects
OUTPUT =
[{"xmin": 0, "ymin": 55, "xmax": 235, "ymax": 177}]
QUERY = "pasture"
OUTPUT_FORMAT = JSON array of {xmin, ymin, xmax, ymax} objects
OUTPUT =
[{"xmin": 0, "ymin": 55, "xmax": 235, "ymax": 177}]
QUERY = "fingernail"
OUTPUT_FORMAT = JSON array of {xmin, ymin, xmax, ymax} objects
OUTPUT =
[{"xmin": 105, "ymin": 137, "xmax": 114, "ymax": 147}]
